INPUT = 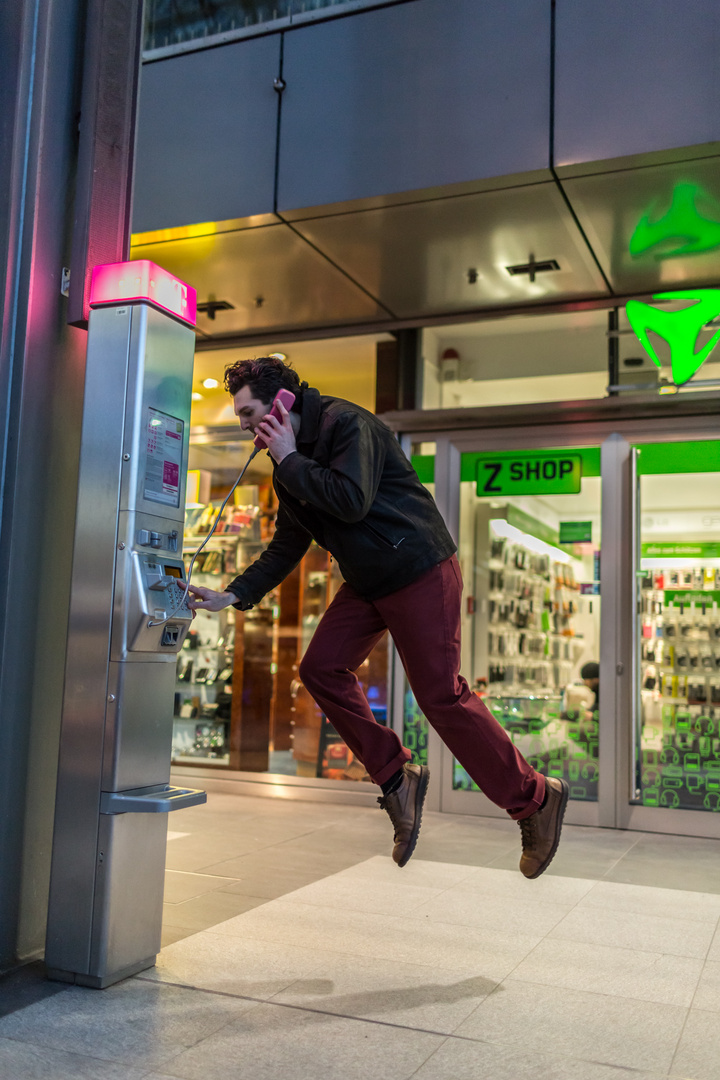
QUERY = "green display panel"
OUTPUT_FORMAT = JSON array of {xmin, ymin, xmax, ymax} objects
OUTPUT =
[
  {"xmin": 642, "ymin": 541, "xmax": 720, "ymax": 559},
  {"xmin": 636, "ymin": 440, "xmax": 720, "ymax": 475},
  {"xmin": 637, "ymin": 706, "xmax": 720, "ymax": 812},
  {"xmin": 452, "ymin": 697, "xmax": 598, "ymax": 802},
  {"xmin": 559, "ymin": 521, "xmax": 593, "ymax": 544},
  {"xmin": 411, "ymin": 455, "xmax": 435, "ymax": 484},
  {"xmin": 403, "ymin": 684, "xmax": 428, "ymax": 769}
]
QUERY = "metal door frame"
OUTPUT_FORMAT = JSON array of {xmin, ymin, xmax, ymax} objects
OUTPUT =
[{"xmin": 399, "ymin": 412, "xmax": 720, "ymax": 836}]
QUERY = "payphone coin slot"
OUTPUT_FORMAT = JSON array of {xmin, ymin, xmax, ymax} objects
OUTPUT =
[
  {"xmin": 148, "ymin": 575, "xmax": 176, "ymax": 591},
  {"xmin": 161, "ymin": 624, "xmax": 181, "ymax": 647}
]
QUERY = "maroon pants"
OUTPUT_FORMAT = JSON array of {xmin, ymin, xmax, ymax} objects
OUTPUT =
[{"xmin": 298, "ymin": 554, "xmax": 545, "ymax": 821}]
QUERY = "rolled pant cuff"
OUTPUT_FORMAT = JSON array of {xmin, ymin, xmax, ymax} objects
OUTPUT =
[
  {"xmin": 373, "ymin": 747, "xmax": 412, "ymax": 787},
  {"xmin": 508, "ymin": 773, "xmax": 547, "ymax": 821}
]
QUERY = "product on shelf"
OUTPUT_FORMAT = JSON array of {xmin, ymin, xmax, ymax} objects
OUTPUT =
[
  {"xmin": 485, "ymin": 534, "xmax": 588, "ymax": 695},
  {"xmin": 640, "ymin": 560, "xmax": 720, "ymax": 715}
]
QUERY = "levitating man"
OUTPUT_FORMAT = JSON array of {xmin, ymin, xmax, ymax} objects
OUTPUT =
[{"xmin": 188, "ymin": 357, "xmax": 568, "ymax": 876}]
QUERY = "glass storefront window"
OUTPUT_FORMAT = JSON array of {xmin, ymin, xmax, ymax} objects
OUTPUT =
[
  {"xmin": 421, "ymin": 311, "xmax": 609, "ymax": 409},
  {"xmin": 176, "ymin": 453, "xmax": 390, "ymax": 779},
  {"xmin": 455, "ymin": 447, "xmax": 602, "ymax": 801},
  {"xmin": 171, "ymin": 334, "xmax": 389, "ymax": 781},
  {"xmin": 635, "ymin": 440, "xmax": 720, "ymax": 812}
]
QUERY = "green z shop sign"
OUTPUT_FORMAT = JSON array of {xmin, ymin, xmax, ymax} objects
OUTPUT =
[{"xmin": 476, "ymin": 453, "xmax": 582, "ymax": 497}]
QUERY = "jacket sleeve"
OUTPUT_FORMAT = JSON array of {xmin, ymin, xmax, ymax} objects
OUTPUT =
[
  {"xmin": 274, "ymin": 411, "xmax": 386, "ymax": 523},
  {"xmin": 225, "ymin": 504, "xmax": 312, "ymax": 610}
]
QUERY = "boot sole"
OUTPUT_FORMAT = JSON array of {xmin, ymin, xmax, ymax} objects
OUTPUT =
[
  {"xmin": 525, "ymin": 778, "xmax": 569, "ymax": 880},
  {"xmin": 397, "ymin": 765, "xmax": 430, "ymax": 868}
]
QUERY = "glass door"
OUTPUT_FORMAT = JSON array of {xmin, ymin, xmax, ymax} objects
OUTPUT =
[
  {"xmin": 440, "ymin": 443, "xmax": 603, "ymax": 825},
  {"xmin": 627, "ymin": 439, "xmax": 720, "ymax": 831}
]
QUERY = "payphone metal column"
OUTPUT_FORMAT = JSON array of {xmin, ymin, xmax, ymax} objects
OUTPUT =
[{"xmin": 46, "ymin": 261, "xmax": 207, "ymax": 988}]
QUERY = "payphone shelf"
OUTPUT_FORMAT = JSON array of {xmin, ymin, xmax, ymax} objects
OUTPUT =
[{"xmin": 100, "ymin": 784, "xmax": 206, "ymax": 814}]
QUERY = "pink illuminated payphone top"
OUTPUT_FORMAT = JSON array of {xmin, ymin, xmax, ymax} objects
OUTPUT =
[{"xmin": 89, "ymin": 260, "xmax": 197, "ymax": 327}]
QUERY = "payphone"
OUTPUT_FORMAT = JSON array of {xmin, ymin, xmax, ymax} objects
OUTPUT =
[{"xmin": 45, "ymin": 261, "xmax": 207, "ymax": 988}]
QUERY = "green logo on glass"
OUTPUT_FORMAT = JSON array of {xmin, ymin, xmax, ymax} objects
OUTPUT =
[
  {"xmin": 626, "ymin": 290, "xmax": 720, "ymax": 385},
  {"xmin": 630, "ymin": 184, "xmax": 720, "ymax": 259}
]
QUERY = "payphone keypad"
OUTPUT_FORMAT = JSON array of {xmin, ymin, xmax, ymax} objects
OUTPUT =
[{"xmin": 142, "ymin": 557, "xmax": 190, "ymax": 616}]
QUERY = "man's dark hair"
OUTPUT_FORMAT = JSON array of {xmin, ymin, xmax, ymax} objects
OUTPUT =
[
  {"xmin": 224, "ymin": 356, "xmax": 305, "ymax": 409},
  {"xmin": 580, "ymin": 661, "xmax": 600, "ymax": 681}
]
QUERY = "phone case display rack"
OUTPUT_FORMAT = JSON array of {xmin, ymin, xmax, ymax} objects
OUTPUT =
[
  {"xmin": 453, "ymin": 513, "xmax": 600, "ymax": 802},
  {"xmin": 288, "ymin": 546, "xmax": 390, "ymax": 781},
  {"xmin": 172, "ymin": 491, "xmax": 391, "ymax": 778},
  {"xmin": 486, "ymin": 534, "xmax": 586, "ymax": 694},
  {"xmin": 172, "ymin": 497, "xmax": 262, "ymax": 765},
  {"xmin": 636, "ymin": 564, "xmax": 720, "ymax": 812}
]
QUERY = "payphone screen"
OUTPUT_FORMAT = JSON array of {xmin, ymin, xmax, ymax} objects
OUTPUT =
[
  {"xmin": 164, "ymin": 565, "xmax": 183, "ymax": 579},
  {"xmin": 144, "ymin": 407, "xmax": 184, "ymax": 507}
]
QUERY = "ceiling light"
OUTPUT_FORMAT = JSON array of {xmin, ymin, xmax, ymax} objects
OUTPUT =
[
  {"xmin": 202, "ymin": 378, "xmax": 219, "ymax": 389},
  {"xmin": 490, "ymin": 519, "xmax": 574, "ymax": 565},
  {"xmin": 196, "ymin": 299, "xmax": 234, "ymax": 320},
  {"xmin": 268, "ymin": 352, "xmax": 287, "ymax": 361},
  {"xmin": 192, "ymin": 392, "xmax": 203, "ymax": 401},
  {"xmin": 506, "ymin": 256, "xmax": 560, "ymax": 283}
]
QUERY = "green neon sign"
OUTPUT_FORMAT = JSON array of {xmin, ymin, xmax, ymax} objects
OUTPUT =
[
  {"xmin": 629, "ymin": 184, "xmax": 720, "ymax": 259},
  {"xmin": 625, "ymin": 290, "xmax": 720, "ymax": 385}
]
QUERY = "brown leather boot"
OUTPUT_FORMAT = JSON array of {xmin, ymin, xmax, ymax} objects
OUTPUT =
[
  {"xmin": 378, "ymin": 763, "xmax": 429, "ymax": 868},
  {"xmin": 518, "ymin": 777, "xmax": 569, "ymax": 879}
]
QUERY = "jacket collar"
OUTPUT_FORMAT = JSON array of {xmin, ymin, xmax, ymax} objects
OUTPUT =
[{"xmin": 297, "ymin": 386, "xmax": 322, "ymax": 446}]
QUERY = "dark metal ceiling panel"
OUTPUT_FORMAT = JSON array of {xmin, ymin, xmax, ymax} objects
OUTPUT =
[
  {"xmin": 131, "ymin": 223, "xmax": 388, "ymax": 332},
  {"xmin": 278, "ymin": 0, "xmax": 551, "ymax": 212},
  {"xmin": 290, "ymin": 183, "xmax": 609, "ymax": 318},
  {"xmin": 555, "ymin": 0, "xmax": 720, "ymax": 168},
  {"xmin": 561, "ymin": 156, "xmax": 720, "ymax": 295},
  {"xmin": 133, "ymin": 36, "xmax": 280, "ymax": 232}
]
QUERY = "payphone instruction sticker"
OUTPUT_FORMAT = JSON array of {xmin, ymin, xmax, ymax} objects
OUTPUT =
[{"xmin": 144, "ymin": 408, "xmax": 183, "ymax": 507}]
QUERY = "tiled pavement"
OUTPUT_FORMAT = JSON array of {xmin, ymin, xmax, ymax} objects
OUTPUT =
[{"xmin": 2, "ymin": 792, "xmax": 720, "ymax": 1079}]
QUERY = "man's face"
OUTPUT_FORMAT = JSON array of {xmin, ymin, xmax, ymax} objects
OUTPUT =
[{"xmin": 233, "ymin": 386, "xmax": 272, "ymax": 434}]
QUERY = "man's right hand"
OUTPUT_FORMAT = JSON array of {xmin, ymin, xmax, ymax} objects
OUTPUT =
[{"xmin": 187, "ymin": 585, "xmax": 238, "ymax": 611}]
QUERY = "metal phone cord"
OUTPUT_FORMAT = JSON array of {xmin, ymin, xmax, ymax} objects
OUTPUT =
[{"xmin": 147, "ymin": 445, "xmax": 260, "ymax": 627}]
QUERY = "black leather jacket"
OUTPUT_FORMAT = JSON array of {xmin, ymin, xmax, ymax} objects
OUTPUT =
[{"xmin": 225, "ymin": 388, "xmax": 456, "ymax": 608}]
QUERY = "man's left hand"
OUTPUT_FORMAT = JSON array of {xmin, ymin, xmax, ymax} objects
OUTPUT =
[{"xmin": 256, "ymin": 399, "xmax": 297, "ymax": 463}]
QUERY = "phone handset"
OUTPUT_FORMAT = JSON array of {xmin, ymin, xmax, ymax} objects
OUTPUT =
[{"xmin": 253, "ymin": 389, "xmax": 296, "ymax": 449}]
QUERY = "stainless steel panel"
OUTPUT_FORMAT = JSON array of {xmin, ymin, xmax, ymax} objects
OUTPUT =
[
  {"xmin": 131, "ymin": 223, "xmax": 388, "ymax": 332},
  {"xmin": 46, "ymin": 307, "xmax": 132, "ymax": 975},
  {"xmin": 278, "ymin": 0, "xmax": 550, "ymax": 211},
  {"xmin": 555, "ymin": 0, "xmax": 720, "ymax": 167},
  {"xmin": 279, "ymin": 171, "xmax": 553, "ymax": 225},
  {"xmin": 47, "ymin": 299, "xmax": 198, "ymax": 983},
  {"xmin": 103, "ymin": 662, "xmax": 176, "ymax": 791},
  {"xmin": 560, "ymin": 156, "xmax": 720, "ymax": 294},
  {"xmin": 89, "ymin": 812, "xmax": 167, "ymax": 982},
  {"xmin": 292, "ymin": 183, "xmax": 609, "ymax": 318},
  {"xmin": 120, "ymin": 304, "xmax": 194, "ymax": 520},
  {"xmin": 133, "ymin": 35, "xmax": 281, "ymax": 231}
]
